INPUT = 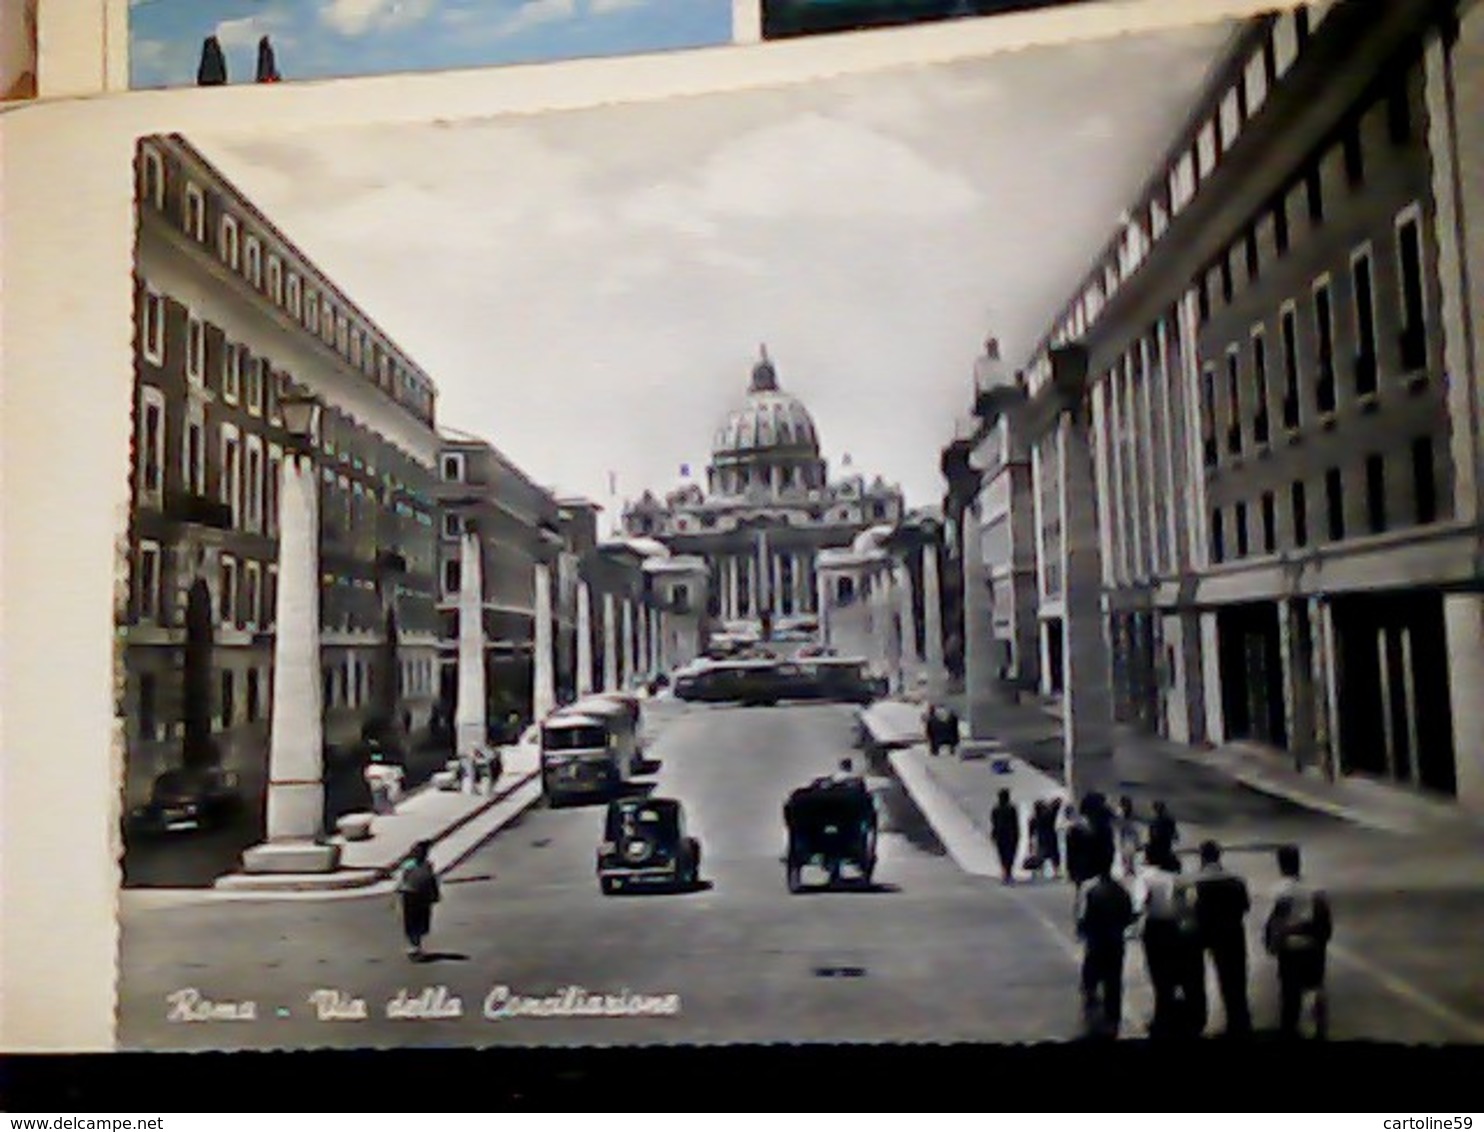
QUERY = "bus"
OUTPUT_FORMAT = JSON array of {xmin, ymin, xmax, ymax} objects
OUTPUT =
[
  {"xmin": 673, "ymin": 656, "xmax": 884, "ymax": 706},
  {"xmin": 540, "ymin": 695, "xmax": 643, "ymax": 805}
]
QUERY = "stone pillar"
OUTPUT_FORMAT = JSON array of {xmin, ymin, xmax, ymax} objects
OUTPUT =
[
  {"xmin": 635, "ymin": 596, "xmax": 647, "ymax": 676},
  {"xmin": 792, "ymin": 552, "xmax": 806, "ymax": 615},
  {"xmin": 922, "ymin": 543, "xmax": 945, "ymax": 689},
  {"xmin": 1425, "ymin": 17, "xmax": 1484, "ymax": 529},
  {"xmin": 621, "ymin": 599, "xmax": 635, "ymax": 689},
  {"xmin": 532, "ymin": 562, "xmax": 555, "ymax": 723},
  {"xmin": 1200, "ymin": 610, "xmax": 1226, "ymax": 742},
  {"xmin": 816, "ymin": 570, "xmax": 830, "ymax": 648},
  {"xmin": 897, "ymin": 558, "xmax": 918, "ymax": 680},
  {"xmin": 1311, "ymin": 597, "xmax": 1341, "ymax": 781},
  {"xmin": 727, "ymin": 557, "xmax": 738, "ymax": 621},
  {"xmin": 772, "ymin": 553, "xmax": 784, "ymax": 616},
  {"xmin": 602, "ymin": 591, "xmax": 618, "ymax": 692},
  {"xmin": 454, "ymin": 528, "xmax": 486, "ymax": 759},
  {"xmin": 873, "ymin": 566, "xmax": 894, "ymax": 680},
  {"xmin": 963, "ymin": 497, "xmax": 997, "ymax": 740},
  {"xmin": 576, "ymin": 581, "xmax": 593, "ymax": 697},
  {"xmin": 654, "ymin": 609, "xmax": 669, "ymax": 674},
  {"xmin": 756, "ymin": 529, "xmax": 770, "ymax": 616},
  {"xmin": 1055, "ymin": 354, "xmax": 1115, "ymax": 797},
  {"xmin": 1278, "ymin": 599, "xmax": 1315, "ymax": 772},
  {"xmin": 1444, "ymin": 594, "xmax": 1484, "ymax": 812},
  {"xmin": 245, "ymin": 451, "xmax": 339, "ymax": 871},
  {"xmin": 1175, "ymin": 609, "xmax": 1207, "ymax": 746}
]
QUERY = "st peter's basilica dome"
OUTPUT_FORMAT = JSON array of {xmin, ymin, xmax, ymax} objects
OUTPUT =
[{"xmin": 711, "ymin": 347, "xmax": 822, "ymax": 460}]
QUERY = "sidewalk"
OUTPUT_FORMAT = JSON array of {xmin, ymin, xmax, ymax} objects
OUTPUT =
[
  {"xmin": 860, "ymin": 696, "xmax": 1484, "ymax": 893},
  {"xmin": 212, "ymin": 739, "xmax": 543, "ymax": 897}
]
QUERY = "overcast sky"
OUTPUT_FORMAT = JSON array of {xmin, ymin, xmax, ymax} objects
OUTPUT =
[
  {"xmin": 130, "ymin": 0, "xmax": 732, "ymax": 88},
  {"xmin": 195, "ymin": 18, "xmax": 1237, "ymax": 517}
]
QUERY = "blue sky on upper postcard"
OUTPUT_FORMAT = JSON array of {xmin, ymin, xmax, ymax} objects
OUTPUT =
[{"xmin": 129, "ymin": 0, "xmax": 735, "ymax": 89}]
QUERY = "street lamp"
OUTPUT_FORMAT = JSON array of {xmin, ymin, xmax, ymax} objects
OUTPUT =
[{"xmin": 241, "ymin": 391, "xmax": 341, "ymax": 874}]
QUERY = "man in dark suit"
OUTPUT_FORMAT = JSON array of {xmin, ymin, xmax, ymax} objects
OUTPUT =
[
  {"xmin": 1186, "ymin": 839, "xmax": 1253, "ymax": 1036},
  {"xmin": 1075, "ymin": 864, "xmax": 1136, "ymax": 1038}
]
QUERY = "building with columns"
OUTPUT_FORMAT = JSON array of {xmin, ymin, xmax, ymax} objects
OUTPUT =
[
  {"xmin": 622, "ymin": 348, "xmax": 905, "ymax": 641},
  {"xmin": 433, "ymin": 431, "xmax": 575, "ymax": 739},
  {"xmin": 124, "ymin": 134, "xmax": 441, "ymax": 822},
  {"xmin": 946, "ymin": 0, "xmax": 1484, "ymax": 812}
]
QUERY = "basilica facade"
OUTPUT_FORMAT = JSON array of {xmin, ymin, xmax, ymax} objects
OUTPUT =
[{"xmin": 621, "ymin": 349, "xmax": 904, "ymax": 635}]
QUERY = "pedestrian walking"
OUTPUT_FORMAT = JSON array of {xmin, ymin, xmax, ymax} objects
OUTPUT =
[
  {"xmin": 1084, "ymin": 793, "xmax": 1117, "ymax": 878},
  {"xmin": 1025, "ymin": 800, "xmax": 1056, "ymax": 878},
  {"xmin": 1067, "ymin": 796, "xmax": 1115, "ymax": 888},
  {"xmin": 1187, "ymin": 839, "xmax": 1253, "ymax": 1036},
  {"xmin": 942, "ymin": 707, "xmax": 961, "ymax": 758},
  {"xmin": 989, "ymin": 788, "xmax": 1021, "ymax": 884},
  {"xmin": 395, "ymin": 840, "xmax": 440, "ymax": 961},
  {"xmin": 1146, "ymin": 800, "xmax": 1180, "ymax": 872},
  {"xmin": 923, "ymin": 704, "xmax": 948, "ymax": 756},
  {"xmin": 1132, "ymin": 850, "xmax": 1190, "ymax": 1037},
  {"xmin": 1115, "ymin": 795, "xmax": 1142, "ymax": 877},
  {"xmin": 1075, "ymin": 864, "xmax": 1136, "ymax": 1038},
  {"xmin": 1264, "ymin": 844, "xmax": 1332, "ymax": 1039},
  {"xmin": 1036, "ymin": 797, "xmax": 1064, "ymax": 879}
]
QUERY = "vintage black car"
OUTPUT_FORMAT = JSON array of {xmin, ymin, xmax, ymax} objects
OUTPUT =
[
  {"xmin": 127, "ymin": 767, "xmax": 243, "ymax": 835},
  {"xmin": 783, "ymin": 776, "xmax": 878, "ymax": 891},
  {"xmin": 596, "ymin": 796, "xmax": 701, "ymax": 895}
]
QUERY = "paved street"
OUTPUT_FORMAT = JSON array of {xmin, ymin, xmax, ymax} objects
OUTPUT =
[{"xmin": 118, "ymin": 698, "xmax": 1484, "ymax": 1049}]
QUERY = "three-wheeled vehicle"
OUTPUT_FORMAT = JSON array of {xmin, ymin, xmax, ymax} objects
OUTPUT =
[
  {"xmin": 596, "ymin": 796, "xmax": 701, "ymax": 895},
  {"xmin": 783, "ymin": 777, "xmax": 878, "ymax": 892}
]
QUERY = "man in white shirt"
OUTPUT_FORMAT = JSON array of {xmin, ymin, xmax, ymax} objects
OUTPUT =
[{"xmin": 1132, "ymin": 851, "xmax": 1190, "ymax": 1038}]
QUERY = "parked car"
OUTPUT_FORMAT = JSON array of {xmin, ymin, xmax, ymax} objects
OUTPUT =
[
  {"xmin": 127, "ymin": 767, "xmax": 243, "ymax": 835},
  {"xmin": 596, "ymin": 796, "xmax": 701, "ymax": 895}
]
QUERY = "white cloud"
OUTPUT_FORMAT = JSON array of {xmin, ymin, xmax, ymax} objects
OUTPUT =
[
  {"xmin": 319, "ymin": 0, "xmax": 434, "ymax": 37},
  {"xmin": 498, "ymin": 0, "xmax": 577, "ymax": 37},
  {"xmin": 131, "ymin": 37, "xmax": 167, "ymax": 67},
  {"xmin": 215, "ymin": 11, "xmax": 294, "ymax": 50},
  {"xmin": 198, "ymin": 19, "xmax": 1241, "ymax": 509},
  {"xmin": 588, "ymin": 0, "xmax": 648, "ymax": 12}
]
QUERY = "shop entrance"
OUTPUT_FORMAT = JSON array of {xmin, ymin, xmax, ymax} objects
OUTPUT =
[{"xmin": 1333, "ymin": 590, "xmax": 1456, "ymax": 796}]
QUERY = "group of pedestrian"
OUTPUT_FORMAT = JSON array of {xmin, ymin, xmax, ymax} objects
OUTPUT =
[
  {"xmin": 1079, "ymin": 837, "xmax": 1331, "ymax": 1040},
  {"xmin": 987, "ymin": 788, "xmax": 1332, "ymax": 1039}
]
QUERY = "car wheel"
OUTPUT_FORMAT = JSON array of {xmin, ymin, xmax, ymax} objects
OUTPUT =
[
  {"xmin": 600, "ymin": 877, "xmax": 619, "ymax": 896},
  {"xmin": 786, "ymin": 864, "xmax": 802, "ymax": 894}
]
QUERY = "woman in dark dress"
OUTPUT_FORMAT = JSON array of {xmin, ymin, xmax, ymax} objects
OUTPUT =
[
  {"xmin": 396, "ymin": 839, "xmax": 440, "ymax": 960},
  {"xmin": 989, "ymin": 789, "xmax": 1021, "ymax": 884}
]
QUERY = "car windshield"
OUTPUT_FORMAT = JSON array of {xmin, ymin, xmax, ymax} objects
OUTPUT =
[
  {"xmin": 153, "ymin": 772, "xmax": 192, "ymax": 796},
  {"xmin": 606, "ymin": 802, "xmax": 677, "ymax": 839},
  {"xmin": 544, "ymin": 725, "xmax": 607, "ymax": 751},
  {"xmin": 543, "ymin": 726, "xmax": 605, "ymax": 753}
]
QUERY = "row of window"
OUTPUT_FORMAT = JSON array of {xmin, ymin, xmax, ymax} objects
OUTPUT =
[
  {"xmin": 138, "ymin": 143, "xmax": 435, "ymax": 423},
  {"xmin": 1194, "ymin": 67, "xmax": 1421, "ymax": 328},
  {"xmin": 133, "ymin": 543, "xmax": 280, "ymax": 631},
  {"xmin": 323, "ymin": 655, "xmax": 434, "ymax": 712},
  {"xmin": 1200, "ymin": 206, "xmax": 1430, "ymax": 464},
  {"xmin": 134, "ymin": 666, "xmax": 266, "ymax": 743},
  {"xmin": 137, "ymin": 291, "xmax": 438, "ymax": 504},
  {"xmin": 1209, "ymin": 436, "xmax": 1439, "ymax": 565},
  {"xmin": 134, "ymin": 653, "xmax": 435, "ymax": 744},
  {"xmin": 137, "ymin": 381, "xmax": 437, "ymax": 550}
]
